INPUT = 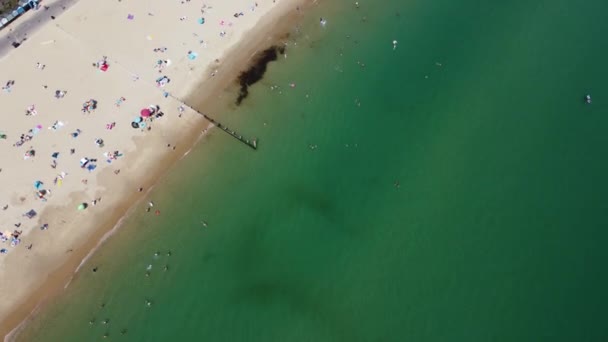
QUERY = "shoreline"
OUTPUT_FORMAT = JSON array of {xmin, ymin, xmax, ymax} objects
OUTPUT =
[{"xmin": 0, "ymin": 0, "xmax": 314, "ymax": 340}]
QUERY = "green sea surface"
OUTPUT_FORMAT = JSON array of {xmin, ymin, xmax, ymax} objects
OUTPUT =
[{"xmin": 17, "ymin": 0, "xmax": 608, "ymax": 341}]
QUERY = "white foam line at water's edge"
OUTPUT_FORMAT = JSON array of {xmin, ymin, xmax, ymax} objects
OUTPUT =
[
  {"xmin": 73, "ymin": 125, "xmax": 214, "ymax": 273},
  {"xmin": 3, "ymin": 303, "xmax": 42, "ymax": 342},
  {"xmin": 73, "ymin": 214, "xmax": 127, "ymax": 274},
  {"xmin": 63, "ymin": 276, "xmax": 73, "ymax": 289},
  {"xmin": 74, "ymin": 123, "xmax": 215, "ymax": 272},
  {"xmin": 181, "ymin": 123, "xmax": 215, "ymax": 160}
]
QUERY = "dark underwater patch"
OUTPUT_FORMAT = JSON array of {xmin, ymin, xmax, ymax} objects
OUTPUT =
[{"xmin": 235, "ymin": 45, "xmax": 286, "ymax": 105}]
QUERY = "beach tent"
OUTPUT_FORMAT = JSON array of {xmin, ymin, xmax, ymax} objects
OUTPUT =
[{"xmin": 24, "ymin": 209, "xmax": 37, "ymax": 218}]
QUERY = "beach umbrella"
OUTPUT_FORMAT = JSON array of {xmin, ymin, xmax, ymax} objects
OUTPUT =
[
  {"xmin": 77, "ymin": 203, "xmax": 87, "ymax": 210},
  {"xmin": 140, "ymin": 108, "xmax": 152, "ymax": 117},
  {"xmin": 131, "ymin": 121, "xmax": 140, "ymax": 129},
  {"xmin": 134, "ymin": 116, "xmax": 143, "ymax": 123},
  {"xmin": 34, "ymin": 180, "xmax": 43, "ymax": 189}
]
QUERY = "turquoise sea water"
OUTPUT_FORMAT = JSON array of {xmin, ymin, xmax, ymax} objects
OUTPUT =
[{"xmin": 17, "ymin": 0, "xmax": 608, "ymax": 341}]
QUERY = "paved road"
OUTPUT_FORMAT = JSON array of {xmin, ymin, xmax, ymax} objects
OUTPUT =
[{"xmin": 0, "ymin": 0, "xmax": 80, "ymax": 59}]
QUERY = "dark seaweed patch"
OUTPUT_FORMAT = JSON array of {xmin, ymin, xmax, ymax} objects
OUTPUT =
[{"xmin": 236, "ymin": 45, "xmax": 285, "ymax": 105}]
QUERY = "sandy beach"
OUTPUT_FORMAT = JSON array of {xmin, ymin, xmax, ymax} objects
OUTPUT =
[{"xmin": 0, "ymin": 0, "xmax": 308, "ymax": 338}]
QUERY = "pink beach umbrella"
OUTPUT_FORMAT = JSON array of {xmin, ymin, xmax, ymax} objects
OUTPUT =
[{"xmin": 140, "ymin": 108, "xmax": 152, "ymax": 117}]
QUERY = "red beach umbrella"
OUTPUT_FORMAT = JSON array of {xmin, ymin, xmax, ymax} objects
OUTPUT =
[{"xmin": 140, "ymin": 108, "xmax": 152, "ymax": 117}]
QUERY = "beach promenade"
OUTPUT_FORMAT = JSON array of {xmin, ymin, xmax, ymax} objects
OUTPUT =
[
  {"xmin": 0, "ymin": 0, "xmax": 79, "ymax": 58},
  {"xmin": 0, "ymin": 0, "xmax": 303, "ymax": 338}
]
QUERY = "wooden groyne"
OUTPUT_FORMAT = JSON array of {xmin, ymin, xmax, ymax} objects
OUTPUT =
[
  {"xmin": 177, "ymin": 100, "xmax": 258, "ymax": 150},
  {"xmin": 201, "ymin": 112, "xmax": 258, "ymax": 150}
]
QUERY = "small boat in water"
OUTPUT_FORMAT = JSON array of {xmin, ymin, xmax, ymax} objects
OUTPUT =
[{"xmin": 585, "ymin": 94, "xmax": 592, "ymax": 104}]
